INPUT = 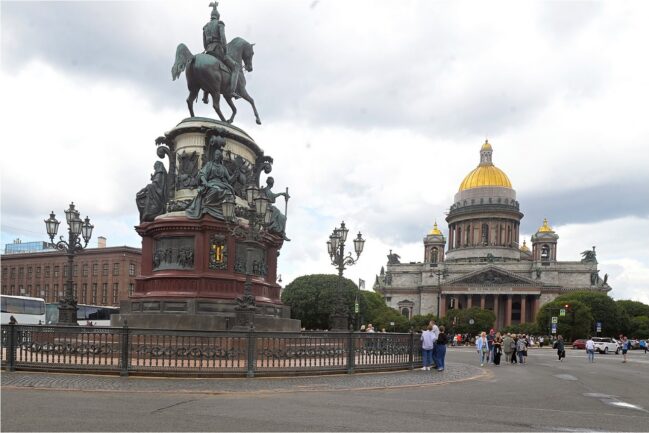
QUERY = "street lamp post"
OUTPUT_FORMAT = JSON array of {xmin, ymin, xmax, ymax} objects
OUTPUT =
[
  {"xmin": 44, "ymin": 203, "xmax": 94, "ymax": 325},
  {"xmin": 222, "ymin": 184, "xmax": 272, "ymax": 330},
  {"xmin": 326, "ymin": 221, "xmax": 365, "ymax": 330},
  {"xmin": 429, "ymin": 268, "xmax": 448, "ymax": 319}
]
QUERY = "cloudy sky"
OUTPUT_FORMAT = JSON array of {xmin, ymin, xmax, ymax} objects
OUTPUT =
[{"xmin": 1, "ymin": 1, "xmax": 648, "ymax": 303}]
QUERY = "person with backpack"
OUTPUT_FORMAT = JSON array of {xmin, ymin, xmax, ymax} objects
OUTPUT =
[{"xmin": 435, "ymin": 326, "xmax": 448, "ymax": 371}]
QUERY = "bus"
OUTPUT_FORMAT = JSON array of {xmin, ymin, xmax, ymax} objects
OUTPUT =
[
  {"xmin": 1, "ymin": 295, "xmax": 46, "ymax": 325},
  {"xmin": 45, "ymin": 303, "xmax": 119, "ymax": 326}
]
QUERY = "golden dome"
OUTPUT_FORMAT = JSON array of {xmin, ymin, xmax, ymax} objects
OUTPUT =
[
  {"xmin": 429, "ymin": 222, "xmax": 442, "ymax": 235},
  {"xmin": 458, "ymin": 141, "xmax": 512, "ymax": 191},
  {"xmin": 538, "ymin": 218, "xmax": 554, "ymax": 233},
  {"xmin": 520, "ymin": 239, "xmax": 530, "ymax": 252}
]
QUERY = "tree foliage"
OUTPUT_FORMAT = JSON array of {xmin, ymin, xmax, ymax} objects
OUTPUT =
[
  {"xmin": 444, "ymin": 308, "xmax": 495, "ymax": 337},
  {"xmin": 536, "ymin": 299, "xmax": 593, "ymax": 341},
  {"xmin": 358, "ymin": 290, "xmax": 409, "ymax": 332},
  {"xmin": 616, "ymin": 300, "xmax": 649, "ymax": 319}
]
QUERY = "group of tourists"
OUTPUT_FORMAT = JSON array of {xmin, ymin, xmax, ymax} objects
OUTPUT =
[
  {"xmin": 475, "ymin": 329, "xmax": 531, "ymax": 366},
  {"xmin": 420, "ymin": 320, "xmax": 447, "ymax": 371}
]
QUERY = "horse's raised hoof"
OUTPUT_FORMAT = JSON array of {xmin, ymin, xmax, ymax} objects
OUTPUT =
[{"xmin": 256, "ymin": 119, "xmax": 262, "ymax": 125}]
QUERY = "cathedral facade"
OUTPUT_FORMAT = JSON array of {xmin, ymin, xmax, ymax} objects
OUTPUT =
[{"xmin": 373, "ymin": 141, "xmax": 610, "ymax": 328}]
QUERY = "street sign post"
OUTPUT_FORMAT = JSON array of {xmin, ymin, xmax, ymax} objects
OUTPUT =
[
  {"xmin": 596, "ymin": 322, "xmax": 602, "ymax": 333},
  {"xmin": 559, "ymin": 309, "xmax": 566, "ymax": 317},
  {"xmin": 551, "ymin": 316, "xmax": 558, "ymax": 324},
  {"xmin": 551, "ymin": 324, "xmax": 557, "ymax": 334}
]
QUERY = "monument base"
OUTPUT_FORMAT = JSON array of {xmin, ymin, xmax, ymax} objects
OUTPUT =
[{"xmin": 112, "ymin": 298, "xmax": 300, "ymax": 331}]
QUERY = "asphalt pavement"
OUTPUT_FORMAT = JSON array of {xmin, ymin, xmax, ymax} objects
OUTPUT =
[{"xmin": 2, "ymin": 347, "xmax": 648, "ymax": 431}]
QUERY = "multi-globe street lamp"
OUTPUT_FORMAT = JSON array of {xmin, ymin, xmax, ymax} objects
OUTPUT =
[
  {"xmin": 222, "ymin": 184, "xmax": 272, "ymax": 330},
  {"xmin": 44, "ymin": 202, "xmax": 94, "ymax": 325},
  {"xmin": 326, "ymin": 221, "xmax": 365, "ymax": 330}
]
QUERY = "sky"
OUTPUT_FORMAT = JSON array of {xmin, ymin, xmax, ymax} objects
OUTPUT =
[{"xmin": 1, "ymin": 1, "xmax": 648, "ymax": 304}]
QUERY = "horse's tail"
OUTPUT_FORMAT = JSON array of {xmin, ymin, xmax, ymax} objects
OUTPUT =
[{"xmin": 171, "ymin": 43, "xmax": 194, "ymax": 81}]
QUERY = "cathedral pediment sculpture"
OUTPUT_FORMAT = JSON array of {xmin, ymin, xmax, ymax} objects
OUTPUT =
[{"xmin": 449, "ymin": 267, "xmax": 537, "ymax": 286}]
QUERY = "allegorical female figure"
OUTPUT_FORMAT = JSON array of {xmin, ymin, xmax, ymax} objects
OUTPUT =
[
  {"xmin": 136, "ymin": 161, "xmax": 168, "ymax": 222},
  {"xmin": 259, "ymin": 177, "xmax": 289, "ymax": 240},
  {"xmin": 186, "ymin": 149, "xmax": 236, "ymax": 220}
]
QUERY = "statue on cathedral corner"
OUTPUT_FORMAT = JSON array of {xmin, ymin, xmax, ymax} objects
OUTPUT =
[
  {"xmin": 387, "ymin": 250, "xmax": 401, "ymax": 265},
  {"xmin": 581, "ymin": 246, "xmax": 597, "ymax": 263}
]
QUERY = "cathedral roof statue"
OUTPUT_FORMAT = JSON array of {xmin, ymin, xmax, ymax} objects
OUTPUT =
[{"xmin": 459, "ymin": 140, "xmax": 512, "ymax": 191}]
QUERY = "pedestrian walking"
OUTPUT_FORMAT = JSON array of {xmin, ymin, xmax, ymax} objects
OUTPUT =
[
  {"xmin": 510, "ymin": 334, "xmax": 519, "ymax": 364},
  {"xmin": 639, "ymin": 339, "xmax": 647, "ymax": 353},
  {"xmin": 555, "ymin": 335, "xmax": 566, "ymax": 361},
  {"xmin": 493, "ymin": 332, "xmax": 503, "ymax": 366},
  {"xmin": 585, "ymin": 336, "xmax": 595, "ymax": 363},
  {"xmin": 429, "ymin": 320, "xmax": 440, "ymax": 368},
  {"xmin": 435, "ymin": 326, "xmax": 448, "ymax": 371},
  {"xmin": 516, "ymin": 334, "xmax": 527, "ymax": 364},
  {"xmin": 621, "ymin": 336, "xmax": 630, "ymax": 363},
  {"xmin": 476, "ymin": 331, "xmax": 489, "ymax": 366},
  {"xmin": 487, "ymin": 329, "xmax": 495, "ymax": 364},
  {"xmin": 420, "ymin": 324, "xmax": 436, "ymax": 370},
  {"xmin": 502, "ymin": 333, "xmax": 513, "ymax": 365}
]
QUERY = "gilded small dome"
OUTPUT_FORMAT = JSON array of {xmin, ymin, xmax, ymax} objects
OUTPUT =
[
  {"xmin": 520, "ymin": 239, "xmax": 530, "ymax": 252},
  {"xmin": 538, "ymin": 218, "xmax": 554, "ymax": 233},
  {"xmin": 429, "ymin": 222, "xmax": 442, "ymax": 235},
  {"xmin": 458, "ymin": 141, "xmax": 512, "ymax": 191}
]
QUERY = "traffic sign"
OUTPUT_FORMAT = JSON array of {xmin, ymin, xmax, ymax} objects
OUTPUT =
[
  {"xmin": 559, "ymin": 309, "xmax": 566, "ymax": 317},
  {"xmin": 551, "ymin": 316, "xmax": 558, "ymax": 324},
  {"xmin": 551, "ymin": 324, "xmax": 557, "ymax": 334},
  {"xmin": 596, "ymin": 322, "xmax": 602, "ymax": 333}
]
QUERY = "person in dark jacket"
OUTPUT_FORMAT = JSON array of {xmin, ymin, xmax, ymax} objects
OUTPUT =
[
  {"xmin": 435, "ymin": 326, "xmax": 448, "ymax": 371},
  {"xmin": 555, "ymin": 335, "xmax": 566, "ymax": 361},
  {"xmin": 493, "ymin": 332, "xmax": 503, "ymax": 365}
]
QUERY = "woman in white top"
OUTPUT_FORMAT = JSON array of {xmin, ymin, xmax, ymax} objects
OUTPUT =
[
  {"xmin": 476, "ymin": 331, "xmax": 489, "ymax": 366},
  {"xmin": 585, "ymin": 336, "xmax": 595, "ymax": 363}
]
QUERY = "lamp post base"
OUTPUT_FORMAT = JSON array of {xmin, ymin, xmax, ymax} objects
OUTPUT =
[
  {"xmin": 330, "ymin": 314, "xmax": 349, "ymax": 331},
  {"xmin": 57, "ymin": 301, "xmax": 79, "ymax": 326}
]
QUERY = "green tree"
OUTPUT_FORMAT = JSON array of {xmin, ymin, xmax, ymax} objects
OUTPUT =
[
  {"xmin": 444, "ymin": 308, "xmax": 495, "ymax": 337},
  {"xmin": 552, "ymin": 292, "xmax": 630, "ymax": 336},
  {"xmin": 536, "ymin": 300, "xmax": 593, "ymax": 341},
  {"xmin": 409, "ymin": 314, "xmax": 437, "ymax": 332},
  {"xmin": 281, "ymin": 274, "xmax": 358, "ymax": 330},
  {"xmin": 629, "ymin": 316, "xmax": 649, "ymax": 339},
  {"xmin": 617, "ymin": 300, "xmax": 649, "ymax": 318},
  {"xmin": 358, "ymin": 290, "xmax": 409, "ymax": 332}
]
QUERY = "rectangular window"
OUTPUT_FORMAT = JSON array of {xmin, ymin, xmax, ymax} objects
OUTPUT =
[
  {"xmin": 92, "ymin": 264, "xmax": 98, "ymax": 276},
  {"xmin": 92, "ymin": 283, "xmax": 98, "ymax": 304},
  {"xmin": 128, "ymin": 283, "xmax": 134, "ymax": 297},
  {"xmin": 36, "ymin": 267, "xmax": 41, "ymax": 278},
  {"xmin": 18, "ymin": 267, "xmax": 24, "ymax": 277},
  {"xmin": 54, "ymin": 284, "xmax": 60, "ymax": 297},
  {"xmin": 44, "ymin": 284, "xmax": 49, "ymax": 301},
  {"xmin": 10, "ymin": 268, "xmax": 16, "ymax": 279},
  {"xmin": 82, "ymin": 264, "xmax": 89, "ymax": 277},
  {"xmin": 73, "ymin": 283, "xmax": 77, "ymax": 299},
  {"xmin": 102, "ymin": 283, "xmax": 108, "ymax": 304},
  {"xmin": 54, "ymin": 266, "xmax": 60, "ymax": 277},
  {"xmin": 10, "ymin": 285, "xmax": 15, "ymax": 295},
  {"xmin": 27, "ymin": 267, "xmax": 33, "ymax": 278},
  {"xmin": 63, "ymin": 266, "xmax": 68, "ymax": 277},
  {"xmin": 19, "ymin": 285, "xmax": 24, "ymax": 294},
  {"xmin": 102, "ymin": 263, "xmax": 109, "ymax": 276},
  {"xmin": 113, "ymin": 283, "xmax": 119, "ymax": 305},
  {"xmin": 129, "ymin": 263, "xmax": 136, "ymax": 277},
  {"xmin": 2, "ymin": 267, "xmax": 7, "ymax": 280},
  {"xmin": 73, "ymin": 265, "xmax": 78, "ymax": 277},
  {"xmin": 37, "ymin": 284, "xmax": 43, "ymax": 297},
  {"xmin": 82, "ymin": 283, "xmax": 88, "ymax": 303},
  {"xmin": 45, "ymin": 266, "xmax": 50, "ymax": 278},
  {"xmin": 27, "ymin": 285, "xmax": 32, "ymax": 296},
  {"xmin": 113, "ymin": 263, "xmax": 120, "ymax": 276}
]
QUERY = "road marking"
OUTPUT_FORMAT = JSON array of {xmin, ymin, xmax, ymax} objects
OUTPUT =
[
  {"xmin": 583, "ymin": 392, "xmax": 648, "ymax": 413},
  {"xmin": 554, "ymin": 374, "xmax": 578, "ymax": 380}
]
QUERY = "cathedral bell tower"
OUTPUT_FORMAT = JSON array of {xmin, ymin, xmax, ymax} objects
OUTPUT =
[
  {"xmin": 531, "ymin": 218, "xmax": 559, "ymax": 262},
  {"xmin": 424, "ymin": 222, "xmax": 446, "ymax": 266}
]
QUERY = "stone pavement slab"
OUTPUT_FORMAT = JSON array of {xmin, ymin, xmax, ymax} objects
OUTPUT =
[{"xmin": 1, "ymin": 362, "xmax": 484, "ymax": 394}]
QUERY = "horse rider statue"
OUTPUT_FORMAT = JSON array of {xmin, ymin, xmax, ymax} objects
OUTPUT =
[{"xmin": 203, "ymin": 2, "xmax": 240, "ymax": 101}]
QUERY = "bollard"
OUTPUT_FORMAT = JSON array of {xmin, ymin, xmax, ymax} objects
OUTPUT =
[{"xmin": 6, "ymin": 323, "xmax": 17, "ymax": 372}]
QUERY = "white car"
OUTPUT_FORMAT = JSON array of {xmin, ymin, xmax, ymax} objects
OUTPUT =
[{"xmin": 592, "ymin": 337, "xmax": 619, "ymax": 354}]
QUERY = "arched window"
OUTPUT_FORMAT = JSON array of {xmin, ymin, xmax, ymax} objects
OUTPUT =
[
  {"xmin": 431, "ymin": 247, "xmax": 438, "ymax": 264},
  {"xmin": 401, "ymin": 308, "xmax": 410, "ymax": 319},
  {"xmin": 541, "ymin": 244, "xmax": 550, "ymax": 260},
  {"xmin": 482, "ymin": 224, "xmax": 489, "ymax": 245}
]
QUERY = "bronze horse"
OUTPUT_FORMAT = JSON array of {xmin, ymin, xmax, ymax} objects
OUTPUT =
[{"xmin": 172, "ymin": 37, "xmax": 261, "ymax": 125}]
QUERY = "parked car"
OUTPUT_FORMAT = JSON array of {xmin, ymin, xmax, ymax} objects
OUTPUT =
[
  {"xmin": 592, "ymin": 337, "xmax": 619, "ymax": 354},
  {"xmin": 629, "ymin": 339, "xmax": 640, "ymax": 350},
  {"xmin": 572, "ymin": 339, "xmax": 586, "ymax": 349}
]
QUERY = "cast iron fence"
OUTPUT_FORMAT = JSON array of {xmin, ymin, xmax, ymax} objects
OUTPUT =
[{"xmin": 1, "ymin": 324, "xmax": 421, "ymax": 377}]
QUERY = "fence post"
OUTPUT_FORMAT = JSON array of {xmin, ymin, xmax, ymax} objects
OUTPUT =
[
  {"xmin": 347, "ymin": 331, "xmax": 355, "ymax": 374},
  {"xmin": 246, "ymin": 328, "xmax": 255, "ymax": 378},
  {"xmin": 120, "ymin": 321, "xmax": 130, "ymax": 377},
  {"xmin": 409, "ymin": 331, "xmax": 415, "ymax": 370},
  {"xmin": 6, "ymin": 323, "xmax": 17, "ymax": 372}
]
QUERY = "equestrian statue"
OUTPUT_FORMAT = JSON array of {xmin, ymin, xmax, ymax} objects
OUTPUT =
[{"xmin": 172, "ymin": 2, "xmax": 261, "ymax": 125}]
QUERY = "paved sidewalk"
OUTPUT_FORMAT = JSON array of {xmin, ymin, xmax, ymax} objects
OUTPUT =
[{"xmin": 1, "ymin": 362, "xmax": 484, "ymax": 394}]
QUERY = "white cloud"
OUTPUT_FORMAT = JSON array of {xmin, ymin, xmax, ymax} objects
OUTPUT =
[{"xmin": 1, "ymin": 1, "xmax": 648, "ymax": 305}]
